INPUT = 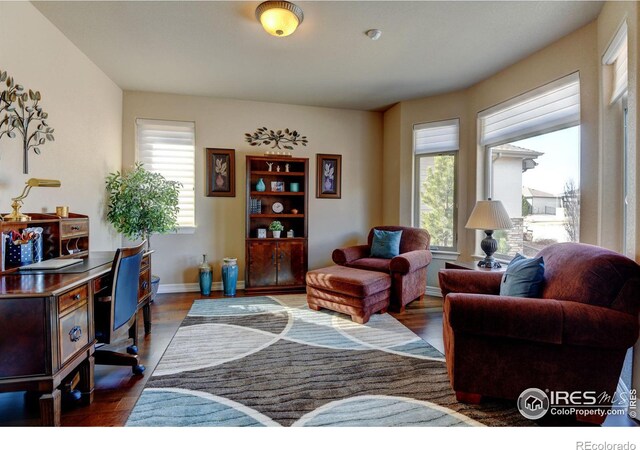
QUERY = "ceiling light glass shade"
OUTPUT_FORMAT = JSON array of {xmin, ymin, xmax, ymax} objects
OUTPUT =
[
  {"xmin": 256, "ymin": 1, "xmax": 304, "ymax": 37},
  {"xmin": 465, "ymin": 199, "xmax": 513, "ymax": 230}
]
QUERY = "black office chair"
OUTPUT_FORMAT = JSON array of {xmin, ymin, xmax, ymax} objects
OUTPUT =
[{"xmin": 94, "ymin": 241, "xmax": 146, "ymax": 375}]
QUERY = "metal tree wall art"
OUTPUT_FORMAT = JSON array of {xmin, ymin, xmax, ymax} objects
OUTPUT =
[
  {"xmin": 0, "ymin": 69, "xmax": 55, "ymax": 174},
  {"xmin": 0, "ymin": 71, "xmax": 21, "ymax": 141},
  {"xmin": 245, "ymin": 127, "xmax": 308, "ymax": 150}
]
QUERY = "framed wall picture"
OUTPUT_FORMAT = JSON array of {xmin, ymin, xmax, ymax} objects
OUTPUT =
[
  {"xmin": 316, "ymin": 153, "xmax": 341, "ymax": 199},
  {"xmin": 206, "ymin": 148, "xmax": 235, "ymax": 197}
]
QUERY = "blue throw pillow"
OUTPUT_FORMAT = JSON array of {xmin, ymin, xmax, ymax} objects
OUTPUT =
[
  {"xmin": 499, "ymin": 253, "xmax": 545, "ymax": 298},
  {"xmin": 370, "ymin": 229, "xmax": 403, "ymax": 259}
]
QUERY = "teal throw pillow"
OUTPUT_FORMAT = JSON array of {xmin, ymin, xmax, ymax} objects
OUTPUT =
[
  {"xmin": 499, "ymin": 253, "xmax": 545, "ymax": 298},
  {"xmin": 370, "ymin": 229, "xmax": 403, "ymax": 259}
]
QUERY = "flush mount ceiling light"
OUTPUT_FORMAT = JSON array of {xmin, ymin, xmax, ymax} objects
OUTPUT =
[{"xmin": 255, "ymin": 1, "xmax": 304, "ymax": 37}]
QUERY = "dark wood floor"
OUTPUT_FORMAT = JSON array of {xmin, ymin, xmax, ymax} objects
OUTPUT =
[{"xmin": 0, "ymin": 291, "xmax": 635, "ymax": 427}]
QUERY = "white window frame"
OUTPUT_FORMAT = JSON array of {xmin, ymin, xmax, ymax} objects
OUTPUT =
[
  {"xmin": 135, "ymin": 118, "xmax": 196, "ymax": 231},
  {"xmin": 477, "ymin": 74, "xmax": 581, "ymax": 260},
  {"xmin": 413, "ymin": 118, "xmax": 459, "ymax": 252}
]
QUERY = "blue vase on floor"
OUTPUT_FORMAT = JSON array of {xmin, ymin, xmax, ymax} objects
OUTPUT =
[
  {"xmin": 222, "ymin": 257, "xmax": 238, "ymax": 297},
  {"xmin": 199, "ymin": 254, "xmax": 212, "ymax": 296}
]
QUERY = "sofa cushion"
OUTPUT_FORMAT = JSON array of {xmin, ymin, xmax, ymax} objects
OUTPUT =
[
  {"xmin": 499, "ymin": 253, "xmax": 545, "ymax": 298},
  {"xmin": 346, "ymin": 258, "xmax": 391, "ymax": 273},
  {"xmin": 370, "ymin": 229, "xmax": 402, "ymax": 258}
]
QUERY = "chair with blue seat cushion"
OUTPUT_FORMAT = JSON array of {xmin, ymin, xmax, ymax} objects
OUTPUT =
[
  {"xmin": 332, "ymin": 226, "xmax": 432, "ymax": 312},
  {"xmin": 94, "ymin": 241, "xmax": 146, "ymax": 375}
]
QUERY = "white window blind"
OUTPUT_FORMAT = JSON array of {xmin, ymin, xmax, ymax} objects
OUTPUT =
[
  {"xmin": 414, "ymin": 118, "xmax": 460, "ymax": 154},
  {"xmin": 602, "ymin": 22, "xmax": 628, "ymax": 105},
  {"xmin": 136, "ymin": 119, "xmax": 195, "ymax": 228},
  {"xmin": 479, "ymin": 72, "xmax": 580, "ymax": 147}
]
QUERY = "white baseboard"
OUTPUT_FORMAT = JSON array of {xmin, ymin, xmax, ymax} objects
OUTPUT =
[
  {"xmin": 426, "ymin": 286, "xmax": 442, "ymax": 298},
  {"xmin": 158, "ymin": 280, "xmax": 441, "ymax": 298},
  {"xmin": 158, "ymin": 281, "xmax": 246, "ymax": 294}
]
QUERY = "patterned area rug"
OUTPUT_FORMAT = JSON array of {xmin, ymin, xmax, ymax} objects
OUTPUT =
[{"xmin": 126, "ymin": 295, "xmax": 531, "ymax": 427}]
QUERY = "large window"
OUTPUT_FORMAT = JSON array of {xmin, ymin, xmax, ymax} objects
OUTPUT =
[
  {"xmin": 479, "ymin": 73, "xmax": 580, "ymax": 258},
  {"xmin": 136, "ymin": 119, "xmax": 196, "ymax": 228},
  {"xmin": 413, "ymin": 119, "xmax": 459, "ymax": 251}
]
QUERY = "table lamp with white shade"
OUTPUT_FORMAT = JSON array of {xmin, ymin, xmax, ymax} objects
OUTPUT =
[{"xmin": 465, "ymin": 198, "xmax": 513, "ymax": 269}]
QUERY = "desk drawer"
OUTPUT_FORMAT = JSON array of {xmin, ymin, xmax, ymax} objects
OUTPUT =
[
  {"xmin": 138, "ymin": 267, "xmax": 151, "ymax": 303},
  {"xmin": 58, "ymin": 300, "xmax": 89, "ymax": 365},
  {"xmin": 93, "ymin": 274, "xmax": 110, "ymax": 296},
  {"xmin": 60, "ymin": 219, "xmax": 89, "ymax": 238},
  {"xmin": 58, "ymin": 284, "xmax": 89, "ymax": 314}
]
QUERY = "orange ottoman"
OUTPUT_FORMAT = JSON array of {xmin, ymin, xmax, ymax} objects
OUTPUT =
[{"xmin": 305, "ymin": 266, "xmax": 391, "ymax": 324}]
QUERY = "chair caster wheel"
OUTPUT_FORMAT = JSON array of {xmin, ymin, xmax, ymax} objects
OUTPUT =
[
  {"xmin": 132, "ymin": 364, "xmax": 145, "ymax": 375},
  {"xmin": 126, "ymin": 345, "xmax": 138, "ymax": 355}
]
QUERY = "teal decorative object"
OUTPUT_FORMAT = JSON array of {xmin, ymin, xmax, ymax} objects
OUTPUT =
[
  {"xmin": 499, "ymin": 253, "xmax": 545, "ymax": 298},
  {"xmin": 256, "ymin": 178, "xmax": 266, "ymax": 192},
  {"xmin": 199, "ymin": 254, "xmax": 212, "ymax": 296},
  {"xmin": 370, "ymin": 229, "xmax": 403, "ymax": 258},
  {"xmin": 222, "ymin": 257, "xmax": 238, "ymax": 297}
]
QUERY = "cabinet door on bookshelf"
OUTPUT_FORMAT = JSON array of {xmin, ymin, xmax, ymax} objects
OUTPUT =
[
  {"xmin": 247, "ymin": 241, "xmax": 278, "ymax": 287},
  {"xmin": 277, "ymin": 241, "xmax": 306, "ymax": 286}
]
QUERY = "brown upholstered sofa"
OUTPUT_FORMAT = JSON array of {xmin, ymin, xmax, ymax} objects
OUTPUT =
[
  {"xmin": 332, "ymin": 226, "xmax": 432, "ymax": 312},
  {"xmin": 439, "ymin": 242, "xmax": 640, "ymax": 423}
]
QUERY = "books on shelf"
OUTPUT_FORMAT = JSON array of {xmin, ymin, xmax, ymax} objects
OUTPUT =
[{"xmin": 250, "ymin": 197, "xmax": 262, "ymax": 214}]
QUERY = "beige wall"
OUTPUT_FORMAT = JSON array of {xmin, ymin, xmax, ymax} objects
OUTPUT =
[
  {"xmin": 122, "ymin": 92, "xmax": 382, "ymax": 287},
  {"xmin": 597, "ymin": 1, "xmax": 638, "ymax": 258},
  {"xmin": 0, "ymin": 2, "xmax": 123, "ymax": 251},
  {"xmin": 383, "ymin": 21, "xmax": 600, "ymax": 261}
]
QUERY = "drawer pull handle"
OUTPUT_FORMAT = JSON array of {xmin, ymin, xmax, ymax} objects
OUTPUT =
[
  {"xmin": 72, "ymin": 294, "xmax": 81, "ymax": 300},
  {"xmin": 69, "ymin": 326, "xmax": 82, "ymax": 342},
  {"xmin": 141, "ymin": 281, "xmax": 148, "ymax": 290},
  {"xmin": 70, "ymin": 225, "xmax": 81, "ymax": 231}
]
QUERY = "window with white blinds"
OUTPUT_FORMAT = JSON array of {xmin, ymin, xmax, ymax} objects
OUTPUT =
[
  {"xmin": 478, "ymin": 72, "xmax": 580, "ymax": 147},
  {"xmin": 602, "ymin": 22, "xmax": 628, "ymax": 105},
  {"xmin": 414, "ymin": 118, "xmax": 460, "ymax": 154},
  {"xmin": 413, "ymin": 118, "xmax": 459, "ymax": 251},
  {"xmin": 136, "ymin": 119, "xmax": 195, "ymax": 228}
]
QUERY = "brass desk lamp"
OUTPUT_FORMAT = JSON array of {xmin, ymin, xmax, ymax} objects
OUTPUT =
[{"xmin": 3, "ymin": 178, "xmax": 61, "ymax": 222}]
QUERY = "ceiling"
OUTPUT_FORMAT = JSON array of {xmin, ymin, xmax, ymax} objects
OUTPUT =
[{"xmin": 33, "ymin": 1, "xmax": 604, "ymax": 111}]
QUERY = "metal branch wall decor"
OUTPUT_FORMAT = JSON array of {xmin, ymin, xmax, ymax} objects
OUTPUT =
[
  {"xmin": 0, "ymin": 69, "xmax": 55, "ymax": 174},
  {"xmin": 245, "ymin": 127, "xmax": 308, "ymax": 150}
]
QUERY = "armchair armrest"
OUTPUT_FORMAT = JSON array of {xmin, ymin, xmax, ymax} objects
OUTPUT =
[
  {"xmin": 446, "ymin": 294, "xmax": 639, "ymax": 349},
  {"xmin": 332, "ymin": 245, "xmax": 370, "ymax": 265},
  {"xmin": 390, "ymin": 249, "xmax": 432, "ymax": 274},
  {"xmin": 562, "ymin": 301, "xmax": 638, "ymax": 349},
  {"xmin": 438, "ymin": 269, "xmax": 503, "ymax": 299},
  {"xmin": 445, "ymin": 293, "xmax": 563, "ymax": 344}
]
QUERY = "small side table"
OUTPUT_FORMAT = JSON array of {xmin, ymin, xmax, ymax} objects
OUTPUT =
[{"xmin": 445, "ymin": 260, "xmax": 507, "ymax": 272}]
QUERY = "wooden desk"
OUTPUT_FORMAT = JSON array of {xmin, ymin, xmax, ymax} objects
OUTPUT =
[{"xmin": 0, "ymin": 251, "xmax": 152, "ymax": 426}]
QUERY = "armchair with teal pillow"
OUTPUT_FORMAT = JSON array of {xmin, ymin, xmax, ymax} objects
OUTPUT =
[
  {"xmin": 438, "ymin": 242, "xmax": 640, "ymax": 424},
  {"xmin": 332, "ymin": 226, "xmax": 432, "ymax": 311}
]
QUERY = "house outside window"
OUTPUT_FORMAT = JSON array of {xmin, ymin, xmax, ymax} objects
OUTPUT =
[
  {"xmin": 413, "ymin": 119, "xmax": 459, "ymax": 251},
  {"xmin": 479, "ymin": 73, "xmax": 580, "ymax": 258},
  {"xmin": 136, "ymin": 119, "xmax": 196, "ymax": 228}
]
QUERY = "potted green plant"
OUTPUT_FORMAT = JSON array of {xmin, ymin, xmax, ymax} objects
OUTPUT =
[
  {"xmin": 269, "ymin": 220, "xmax": 284, "ymax": 238},
  {"xmin": 105, "ymin": 162, "xmax": 181, "ymax": 299}
]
